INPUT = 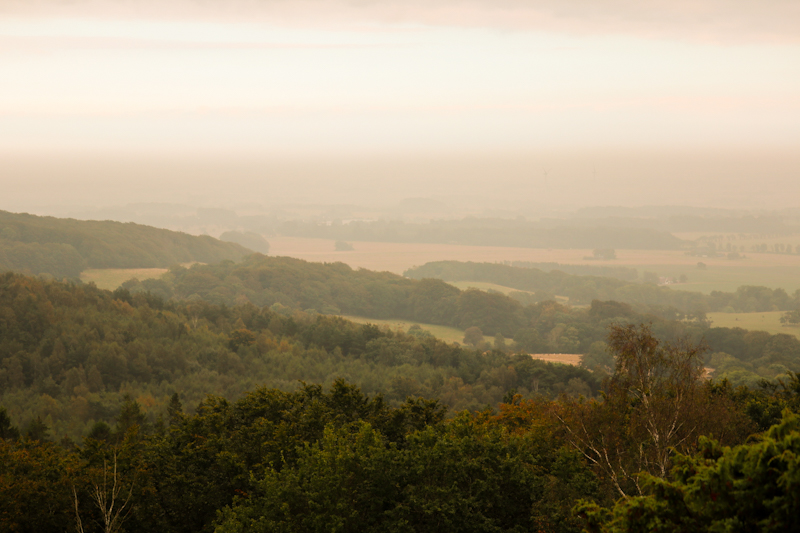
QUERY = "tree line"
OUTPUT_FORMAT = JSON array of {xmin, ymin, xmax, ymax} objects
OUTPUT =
[
  {"xmin": 279, "ymin": 217, "xmax": 686, "ymax": 250},
  {"xmin": 405, "ymin": 260, "xmax": 800, "ymax": 313},
  {"xmin": 0, "ymin": 210, "xmax": 251, "ymax": 278}
]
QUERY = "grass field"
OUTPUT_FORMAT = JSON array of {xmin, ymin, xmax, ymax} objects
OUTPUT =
[
  {"xmin": 446, "ymin": 281, "xmax": 533, "ymax": 295},
  {"xmin": 339, "ymin": 315, "xmax": 465, "ymax": 345},
  {"xmin": 446, "ymin": 281, "xmax": 570, "ymax": 302},
  {"xmin": 707, "ymin": 311, "xmax": 800, "ymax": 339},
  {"xmin": 80, "ymin": 268, "xmax": 168, "ymax": 290}
]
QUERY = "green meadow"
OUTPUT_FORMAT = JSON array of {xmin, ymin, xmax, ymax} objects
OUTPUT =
[
  {"xmin": 707, "ymin": 311, "xmax": 800, "ymax": 339},
  {"xmin": 339, "ymin": 315, "xmax": 466, "ymax": 345},
  {"xmin": 629, "ymin": 264, "xmax": 800, "ymax": 295}
]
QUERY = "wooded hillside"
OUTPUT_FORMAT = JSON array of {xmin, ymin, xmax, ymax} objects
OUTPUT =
[{"xmin": 0, "ymin": 210, "xmax": 252, "ymax": 278}]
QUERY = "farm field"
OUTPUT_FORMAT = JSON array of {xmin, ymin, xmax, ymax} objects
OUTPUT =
[
  {"xmin": 268, "ymin": 236, "xmax": 800, "ymax": 294},
  {"xmin": 446, "ymin": 281, "xmax": 533, "ymax": 295},
  {"xmin": 80, "ymin": 267, "xmax": 168, "ymax": 290},
  {"xmin": 446, "ymin": 281, "xmax": 571, "ymax": 303},
  {"xmin": 673, "ymin": 232, "xmax": 800, "ymax": 251},
  {"xmin": 339, "ymin": 315, "xmax": 465, "ymax": 345},
  {"xmin": 530, "ymin": 353, "xmax": 582, "ymax": 366},
  {"xmin": 707, "ymin": 311, "xmax": 800, "ymax": 339}
]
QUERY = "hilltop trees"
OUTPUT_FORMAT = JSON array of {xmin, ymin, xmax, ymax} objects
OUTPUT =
[{"xmin": 0, "ymin": 210, "xmax": 251, "ymax": 278}]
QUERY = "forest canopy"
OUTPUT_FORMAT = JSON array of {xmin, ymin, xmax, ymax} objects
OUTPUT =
[{"xmin": 0, "ymin": 210, "xmax": 252, "ymax": 278}]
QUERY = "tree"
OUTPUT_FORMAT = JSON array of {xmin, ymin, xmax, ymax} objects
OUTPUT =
[
  {"xmin": 74, "ymin": 451, "xmax": 135, "ymax": 533},
  {"xmin": 115, "ymin": 396, "xmax": 147, "ymax": 438},
  {"xmin": 0, "ymin": 439, "xmax": 78, "ymax": 532},
  {"xmin": 334, "ymin": 240, "xmax": 354, "ymax": 251},
  {"xmin": 493, "ymin": 333, "xmax": 506, "ymax": 351},
  {"xmin": 167, "ymin": 393, "xmax": 184, "ymax": 425},
  {"xmin": 593, "ymin": 249, "xmax": 617, "ymax": 260},
  {"xmin": 557, "ymin": 323, "xmax": 749, "ymax": 497},
  {"xmin": 215, "ymin": 415, "xmax": 587, "ymax": 533},
  {"xmin": 0, "ymin": 407, "xmax": 20, "ymax": 441},
  {"xmin": 25, "ymin": 416, "xmax": 50, "ymax": 442},
  {"xmin": 780, "ymin": 309, "xmax": 800, "ymax": 326},
  {"xmin": 578, "ymin": 412, "xmax": 800, "ymax": 533},
  {"xmin": 463, "ymin": 326, "xmax": 484, "ymax": 347}
]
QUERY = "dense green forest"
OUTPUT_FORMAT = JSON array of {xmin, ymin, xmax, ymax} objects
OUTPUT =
[
  {"xmin": 0, "ymin": 271, "xmax": 602, "ymax": 440},
  {"xmin": 122, "ymin": 255, "xmax": 531, "ymax": 336},
  {"xmin": 406, "ymin": 260, "xmax": 800, "ymax": 313},
  {"xmin": 0, "ymin": 210, "xmax": 252, "ymax": 278},
  {"xmin": 120, "ymin": 256, "xmax": 800, "ymax": 385},
  {"xmin": 3, "ymin": 264, "xmax": 800, "ymax": 442},
  {"xmin": 279, "ymin": 217, "xmax": 687, "ymax": 249},
  {"xmin": 3, "ymin": 259, "xmax": 800, "ymax": 531},
  {"xmin": 3, "ymin": 325, "xmax": 799, "ymax": 533}
]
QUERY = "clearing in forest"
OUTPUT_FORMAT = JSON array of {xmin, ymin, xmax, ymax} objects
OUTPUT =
[
  {"xmin": 707, "ymin": 311, "xmax": 800, "ymax": 339},
  {"xmin": 81, "ymin": 268, "xmax": 168, "ymax": 290},
  {"xmin": 339, "ymin": 315, "xmax": 465, "ymax": 345},
  {"xmin": 529, "ymin": 353, "xmax": 582, "ymax": 366}
]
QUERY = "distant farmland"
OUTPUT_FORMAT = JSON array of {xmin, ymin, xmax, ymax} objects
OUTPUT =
[
  {"xmin": 78, "ymin": 236, "xmax": 800, "ymax": 295},
  {"xmin": 268, "ymin": 236, "xmax": 800, "ymax": 294}
]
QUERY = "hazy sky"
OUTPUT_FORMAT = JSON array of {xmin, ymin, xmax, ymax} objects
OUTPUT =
[{"xmin": 1, "ymin": 0, "xmax": 799, "ymax": 212}]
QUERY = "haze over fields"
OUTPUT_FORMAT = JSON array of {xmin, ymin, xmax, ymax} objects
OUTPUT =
[
  {"xmin": 1, "ymin": 0, "xmax": 799, "ymax": 218},
  {"xmin": 6, "ymin": 6, "xmax": 800, "ymax": 530}
]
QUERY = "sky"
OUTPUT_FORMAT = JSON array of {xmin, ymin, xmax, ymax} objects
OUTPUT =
[{"xmin": 1, "ymin": 0, "xmax": 799, "ymax": 212}]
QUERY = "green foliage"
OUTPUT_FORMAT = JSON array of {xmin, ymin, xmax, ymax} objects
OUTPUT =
[
  {"xmin": 0, "ymin": 271, "xmax": 607, "ymax": 440},
  {"xmin": 780, "ymin": 308, "xmax": 800, "ymax": 325},
  {"xmin": 558, "ymin": 324, "xmax": 755, "ymax": 497},
  {"xmin": 215, "ymin": 413, "xmax": 597, "ymax": 533},
  {"xmin": 144, "ymin": 256, "xmax": 527, "ymax": 336},
  {"xmin": 0, "ymin": 406, "xmax": 20, "ymax": 441},
  {"xmin": 0, "ymin": 210, "xmax": 251, "ymax": 278},
  {"xmin": 580, "ymin": 411, "xmax": 800, "ymax": 532},
  {"xmin": 592, "ymin": 248, "xmax": 617, "ymax": 260},
  {"xmin": 3, "ymin": 263, "xmax": 800, "ymax": 441},
  {"xmin": 334, "ymin": 240, "xmax": 354, "ymax": 251},
  {"xmin": 405, "ymin": 260, "xmax": 800, "ymax": 313},
  {"xmin": 0, "ymin": 439, "xmax": 79, "ymax": 533},
  {"xmin": 219, "ymin": 231, "xmax": 270, "ymax": 254},
  {"xmin": 0, "ymin": 381, "xmax": 606, "ymax": 533},
  {"xmin": 462, "ymin": 326, "xmax": 484, "ymax": 346}
]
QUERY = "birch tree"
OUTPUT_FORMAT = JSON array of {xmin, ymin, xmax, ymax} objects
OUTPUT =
[{"xmin": 556, "ymin": 323, "xmax": 708, "ymax": 497}]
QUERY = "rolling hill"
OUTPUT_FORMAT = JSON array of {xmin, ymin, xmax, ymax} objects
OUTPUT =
[{"xmin": 0, "ymin": 210, "xmax": 253, "ymax": 278}]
